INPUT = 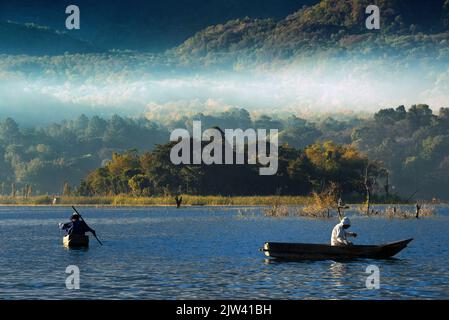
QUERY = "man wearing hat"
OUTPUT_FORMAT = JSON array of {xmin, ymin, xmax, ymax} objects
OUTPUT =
[
  {"xmin": 59, "ymin": 212, "xmax": 96, "ymax": 236},
  {"xmin": 331, "ymin": 217, "xmax": 357, "ymax": 246}
]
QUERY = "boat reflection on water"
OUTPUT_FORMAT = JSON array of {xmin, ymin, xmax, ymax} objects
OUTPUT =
[
  {"xmin": 63, "ymin": 246, "xmax": 89, "ymax": 252},
  {"xmin": 329, "ymin": 261, "xmax": 348, "ymax": 287}
]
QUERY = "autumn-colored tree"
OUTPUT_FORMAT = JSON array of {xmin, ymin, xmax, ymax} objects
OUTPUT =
[
  {"xmin": 128, "ymin": 174, "xmax": 152, "ymax": 196},
  {"xmin": 62, "ymin": 182, "xmax": 71, "ymax": 196},
  {"xmin": 304, "ymin": 141, "xmax": 375, "ymax": 194}
]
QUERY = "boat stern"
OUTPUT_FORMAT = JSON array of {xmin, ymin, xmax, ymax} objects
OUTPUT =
[
  {"xmin": 63, "ymin": 234, "xmax": 89, "ymax": 248},
  {"xmin": 262, "ymin": 242, "xmax": 270, "ymax": 257}
]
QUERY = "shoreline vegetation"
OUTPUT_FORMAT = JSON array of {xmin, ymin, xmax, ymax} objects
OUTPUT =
[
  {"xmin": 0, "ymin": 195, "xmax": 439, "ymax": 219},
  {"xmin": 0, "ymin": 195, "xmax": 313, "ymax": 206},
  {"xmin": 264, "ymin": 203, "xmax": 437, "ymax": 219}
]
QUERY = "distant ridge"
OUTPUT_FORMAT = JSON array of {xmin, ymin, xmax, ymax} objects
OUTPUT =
[
  {"xmin": 0, "ymin": 21, "xmax": 101, "ymax": 55},
  {"xmin": 0, "ymin": 0, "xmax": 318, "ymax": 52},
  {"xmin": 175, "ymin": 0, "xmax": 449, "ymax": 63}
]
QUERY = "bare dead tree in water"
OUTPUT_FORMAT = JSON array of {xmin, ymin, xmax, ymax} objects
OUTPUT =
[
  {"xmin": 384, "ymin": 171, "xmax": 390, "ymax": 202},
  {"xmin": 415, "ymin": 202, "xmax": 421, "ymax": 219},
  {"xmin": 364, "ymin": 164, "xmax": 371, "ymax": 215},
  {"xmin": 175, "ymin": 195, "xmax": 183, "ymax": 208},
  {"xmin": 363, "ymin": 163, "xmax": 380, "ymax": 215},
  {"xmin": 337, "ymin": 197, "xmax": 348, "ymax": 221}
]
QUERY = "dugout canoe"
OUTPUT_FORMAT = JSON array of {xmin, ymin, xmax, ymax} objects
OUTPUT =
[
  {"xmin": 261, "ymin": 238, "xmax": 413, "ymax": 260},
  {"xmin": 63, "ymin": 234, "xmax": 89, "ymax": 248}
]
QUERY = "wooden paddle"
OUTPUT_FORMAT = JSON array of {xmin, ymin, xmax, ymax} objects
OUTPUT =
[{"xmin": 72, "ymin": 206, "xmax": 103, "ymax": 246}]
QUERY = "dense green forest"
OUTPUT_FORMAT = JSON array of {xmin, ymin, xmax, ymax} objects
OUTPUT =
[
  {"xmin": 1, "ymin": 104, "xmax": 448, "ymax": 199},
  {"xmin": 0, "ymin": 115, "xmax": 168, "ymax": 194},
  {"xmin": 174, "ymin": 0, "xmax": 449, "ymax": 66},
  {"xmin": 77, "ymin": 141, "xmax": 385, "ymax": 199},
  {"xmin": 2, "ymin": 0, "xmax": 448, "ymax": 57}
]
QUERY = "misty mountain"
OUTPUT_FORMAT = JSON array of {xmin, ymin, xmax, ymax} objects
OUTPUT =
[
  {"xmin": 2, "ymin": 0, "xmax": 447, "ymax": 56},
  {"xmin": 0, "ymin": 21, "xmax": 99, "ymax": 55},
  {"xmin": 1, "ymin": 0, "xmax": 449, "ymax": 125},
  {"xmin": 0, "ymin": 0, "xmax": 318, "ymax": 53},
  {"xmin": 175, "ymin": 0, "xmax": 449, "ymax": 63}
]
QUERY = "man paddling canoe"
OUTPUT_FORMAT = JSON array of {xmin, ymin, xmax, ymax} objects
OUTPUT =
[
  {"xmin": 59, "ymin": 212, "xmax": 96, "ymax": 237},
  {"xmin": 331, "ymin": 217, "xmax": 357, "ymax": 246}
]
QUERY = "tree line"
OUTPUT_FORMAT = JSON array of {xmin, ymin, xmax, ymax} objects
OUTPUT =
[
  {"xmin": 1, "ymin": 104, "xmax": 449, "ymax": 199},
  {"xmin": 77, "ymin": 140, "xmax": 386, "ymax": 201}
]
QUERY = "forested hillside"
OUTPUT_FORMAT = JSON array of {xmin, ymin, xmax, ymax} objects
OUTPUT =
[
  {"xmin": 0, "ymin": 0, "xmax": 317, "ymax": 53},
  {"xmin": 175, "ymin": 0, "xmax": 449, "ymax": 65},
  {"xmin": 0, "ymin": 115, "xmax": 168, "ymax": 194},
  {"xmin": 0, "ymin": 21, "xmax": 99, "ymax": 55},
  {"xmin": 1, "ymin": 104, "xmax": 449, "ymax": 199},
  {"xmin": 77, "ymin": 141, "xmax": 385, "ymax": 199},
  {"xmin": 1, "ymin": 0, "xmax": 448, "ymax": 199}
]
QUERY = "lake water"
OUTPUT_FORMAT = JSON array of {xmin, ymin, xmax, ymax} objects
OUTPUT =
[{"xmin": 0, "ymin": 206, "xmax": 448, "ymax": 300}]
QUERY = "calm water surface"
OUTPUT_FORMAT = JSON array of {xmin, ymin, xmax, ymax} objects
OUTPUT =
[{"xmin": 0, "ymin": 206, "xmax": 448, "ymax": 299}]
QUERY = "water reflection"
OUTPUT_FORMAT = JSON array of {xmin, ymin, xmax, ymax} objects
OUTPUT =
[{"xmin": 329, "ymin": 261, "xmax": 348, "ymax": 287}]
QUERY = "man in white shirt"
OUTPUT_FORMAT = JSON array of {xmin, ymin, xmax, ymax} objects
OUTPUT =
[{"xmin": 331, "ymin": 217, "xmax": 357, "ymax": 246}]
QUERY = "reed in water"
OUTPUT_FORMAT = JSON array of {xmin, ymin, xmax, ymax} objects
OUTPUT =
[{"xmin": 297, "ymin": 183, "xmax": 340, "ymax": 218}]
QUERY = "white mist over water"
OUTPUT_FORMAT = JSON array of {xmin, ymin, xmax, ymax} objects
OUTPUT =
[{"xmin": 0, "ymin": 55, "xmax": 448, "ymax": 124}]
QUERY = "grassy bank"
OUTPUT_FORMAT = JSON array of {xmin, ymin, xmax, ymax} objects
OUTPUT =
[
  {"xmin": 0, "ymin": 195, "xmax": 313, "ymax": 206},
  {"xmin": 0, "ymin": 195, "xmax": 442, "ymax": 208}
]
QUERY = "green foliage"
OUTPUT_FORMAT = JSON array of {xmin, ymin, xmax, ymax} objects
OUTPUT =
[
  {"xmin": 174, "ymin": 0, "xmax": 449, "ymax": 67},
  {"xmin": 353, "ymin": 105, "xmax": 449, "ymax": 199},
  {"xmin": 0, "ymin": 115, "xmax": 168, "ymax": 194},
  {"xmin": 77, "ymin": 139, "xmax": 383, "ymax": 198},
  {"xmin": 128, "ymin": 174, "xmax": 152, "ymax": 196},
  {"xmin": 2, "ymin": 103, "xmax": 449, "ymax": 199}
]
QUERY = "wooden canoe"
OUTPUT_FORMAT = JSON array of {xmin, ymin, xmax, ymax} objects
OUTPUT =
[
  {"xmin": 63, "ymin": 234, "xmax": 89, "ymax": 248},
  {"xmin": 261, "ymin": 239, "xmax": 413, "ymax": 260}
]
